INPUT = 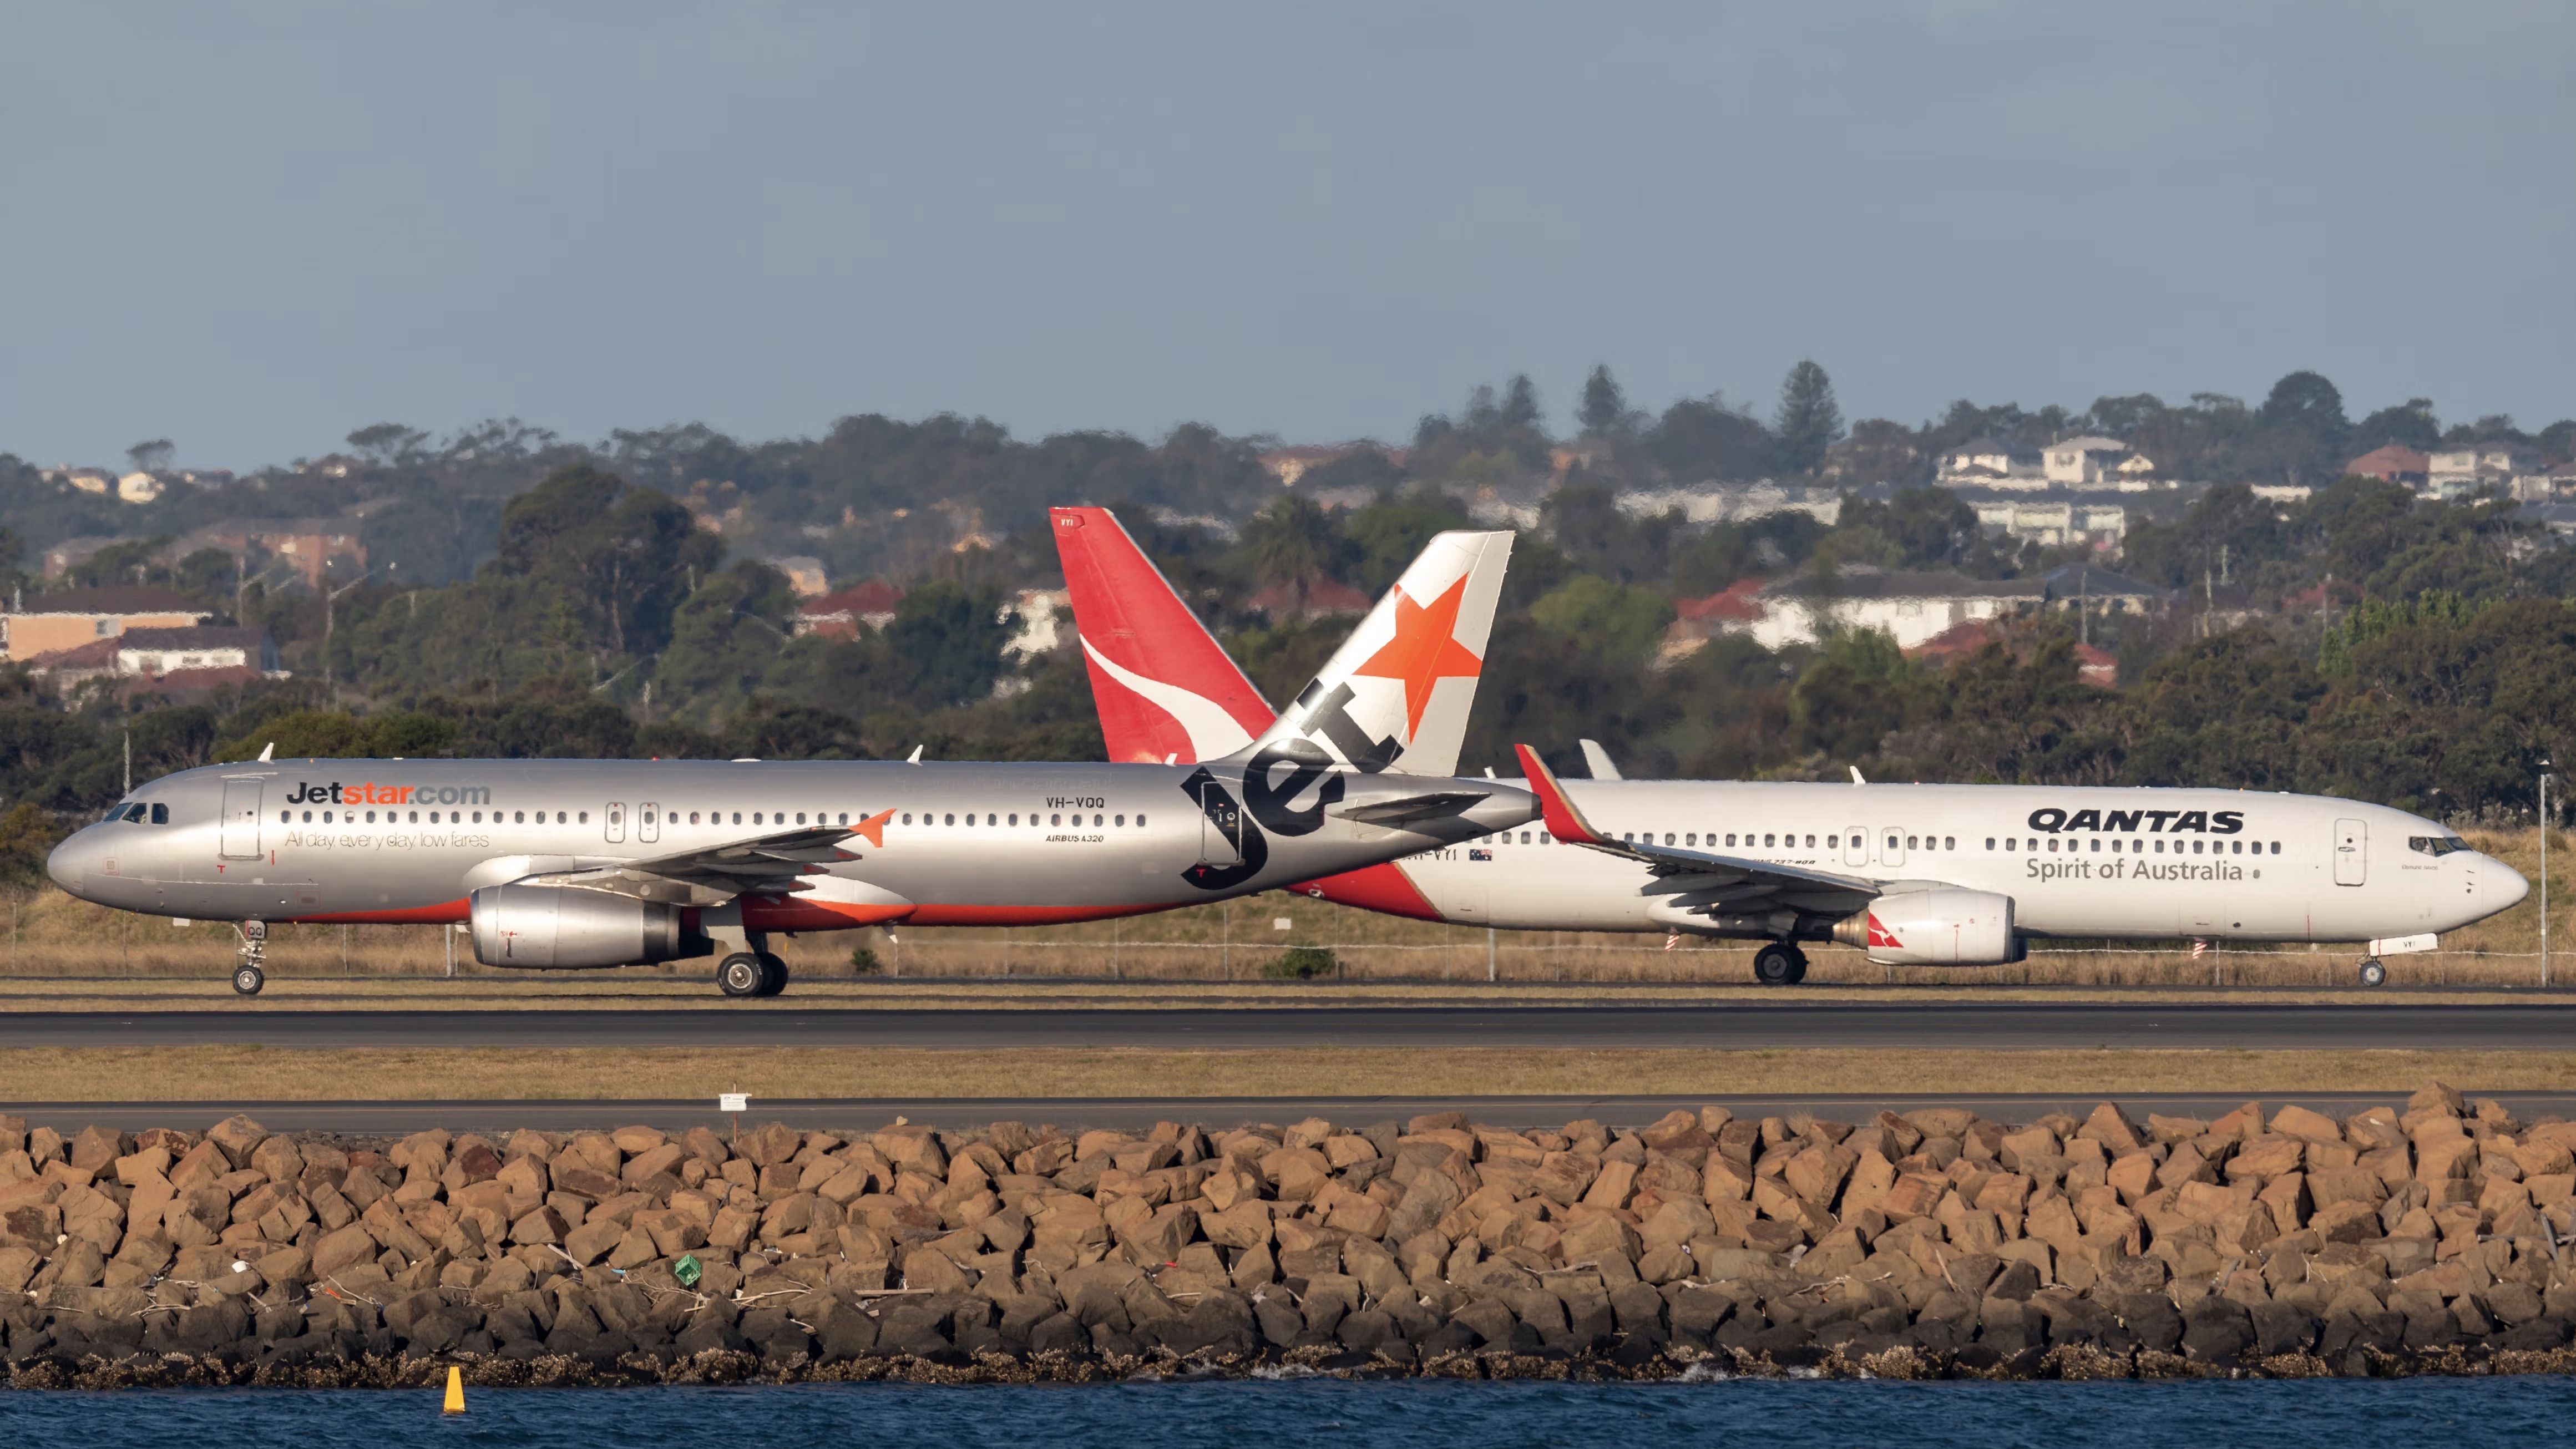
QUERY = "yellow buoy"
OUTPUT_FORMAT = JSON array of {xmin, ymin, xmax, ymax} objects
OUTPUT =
[{"xmin": 443, "ymin": 1365, "xmax": 465, "ymax": 1414}]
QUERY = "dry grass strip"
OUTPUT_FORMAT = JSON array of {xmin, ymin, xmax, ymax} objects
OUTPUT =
[{"xmin": 7, "ymin": 1046, "xmax": 2576, "ymax": 1102}]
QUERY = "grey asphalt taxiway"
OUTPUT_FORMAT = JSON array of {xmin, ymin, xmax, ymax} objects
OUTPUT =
[{"xmin": 1, "ymin": 1000, "xmax": 2569, "ymax": 1050}]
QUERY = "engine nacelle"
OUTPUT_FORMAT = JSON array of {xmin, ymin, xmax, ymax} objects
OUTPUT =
[
  {"xmin": 469, "ymin": 885, "xmax": 708, "ymax": 969},
  {"xmin": 1831, "ymin": 888, "xmax": 2021, "ymax": 966}
]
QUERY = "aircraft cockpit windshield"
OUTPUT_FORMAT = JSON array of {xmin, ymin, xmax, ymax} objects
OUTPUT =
[
  {"xmin": 102, "ymin": 803, "xmax": 170, "ymax": 825},
  {"xmin": 2408, "ymin": 834, "xmax": 2471, "ymax": 857}
]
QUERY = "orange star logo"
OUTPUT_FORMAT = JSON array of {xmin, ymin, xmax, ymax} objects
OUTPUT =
[
  {"xmin": 846, "ymin": 808, "xmax": 895, "ymax": 849},
  {"xmin": 1353, "ymin": 575, "xmax": 1484, "ymax": 741}
]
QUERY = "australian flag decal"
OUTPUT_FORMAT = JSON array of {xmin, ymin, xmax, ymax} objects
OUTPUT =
[{"xmin": 1469, "ymin": 848, "xmax": 1493, "ymax": 862}]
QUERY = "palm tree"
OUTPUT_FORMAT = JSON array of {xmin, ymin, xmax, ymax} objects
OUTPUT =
[{"xmin": 1241, "ymin": 495, "xmax": 1338, "ymax": 612}]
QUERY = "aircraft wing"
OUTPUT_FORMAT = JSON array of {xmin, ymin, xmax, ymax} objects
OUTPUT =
[
  {"xmin": 1511, "ymin": 745, "xmax": 1880, "ymax": 918},
  {"xmin": 516, "ymin": 812, "xmax": 889, "ymax": 905}
]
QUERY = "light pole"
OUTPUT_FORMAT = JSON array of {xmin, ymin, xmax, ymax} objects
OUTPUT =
[
  {"xmin": 321, "ymin": 563, "xmax": 390, "ymax": 700},
  {"xmin": 2543, "ymin": 761, "xmax": 2555, "ymax": 989}
]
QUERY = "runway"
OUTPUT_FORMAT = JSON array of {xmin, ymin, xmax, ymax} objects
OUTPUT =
[
  {"xmin": 2, "ymin": 1001, "xmax": 2570, "ymax": 1050},
  {"xmin": 13, "ymin": 1090, "xmax": 2574, "ymax": 1136}
]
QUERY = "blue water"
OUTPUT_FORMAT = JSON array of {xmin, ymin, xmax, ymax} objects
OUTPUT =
[{"xmin": 4, "ymin": 1377, "xmax": 2573, "ymax": 1448}]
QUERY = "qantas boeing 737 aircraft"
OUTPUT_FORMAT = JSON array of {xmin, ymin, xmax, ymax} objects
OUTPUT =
[
  {"xmin": 1051, "ymin": 506, "xmax": 2528, "ymax": 986},
  {"xmin": 47, "ymin": 530, "xmax": 1533, "ymax": 996}
]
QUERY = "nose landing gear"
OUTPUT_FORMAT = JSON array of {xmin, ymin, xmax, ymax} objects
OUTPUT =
[
  {"xmin": 1753, "ymin": 941, "xmax": 1809, "ymax": 986},
  {"xmin": 232, "ymin": 920, "xmax": 267, "ymax": 996}
]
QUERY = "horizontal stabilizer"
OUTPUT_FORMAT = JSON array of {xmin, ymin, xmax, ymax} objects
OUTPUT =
[{"xmin": 1329, "ymin": 791, "xmax": 1495, "ymax": 827}]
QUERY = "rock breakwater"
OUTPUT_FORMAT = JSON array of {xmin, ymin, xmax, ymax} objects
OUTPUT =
[{"xmin": 7, "ymin": 1086, "xmax": 2576, "ymax": 1386}]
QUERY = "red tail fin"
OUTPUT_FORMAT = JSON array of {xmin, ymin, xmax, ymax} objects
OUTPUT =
[{"xmin": 1050, "ymin": 507, "xmax": 1276, "ymax": 764}]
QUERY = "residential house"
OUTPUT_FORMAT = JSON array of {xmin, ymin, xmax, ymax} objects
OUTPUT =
[
  {"xmin": 1257, "ymin": 443, "xmax": 1377, "ymax": 487},
  {"xmin": 1666, "ymin": 563, "xmax": 2164, "ymax": 656},
  {"xmin": 116, "ymin": 472, "xmax": 166, "ymax": 504},
  {"xmin": 2346, "ymin": 444, "xmax": 2430, "ymax": 486},
  {"xmin": 1004, "ymin": 589, "xmax": 1067, "ymax": 661},
  {"xmin": 1936, "ymin": 439, "xmax": 2043, "ymax": 488},
  {"xmin": 792, "ymin": 580, "xmax": 905, "ymax": 640},
  {"xmin": 0, "ymin": 586, "xmax": 210, "ymax": 663},
  {"xmin": 178, "ymin": 520, "xmax": 367, "ymax": 590},
  {"xmin": 2427, "ymin": 444, "xmax": 2539, "ymax": 499},
  {"xmin": 762, "ymin": 556, "xmax": 830, "ymax": 597},
  {"xmin": 1972, "ymin": 501, "xmax": 2128, "ymax": 552},
  {"xmin": 39, "ymin": 536, "xmax": 132, "ymax": 579},
  {"xmin": 1906, "ymin": 618, "xmax": 2120, "ymax": 688},
  {"xmin": 27, "ymin": 626, "xmax": 283, "ymax": 685},
  {"xmin": 2041, "ymin": 437, "xmax": 2138, "ymax": 487},
  {"xmin": 1614, "ymin": 483, "xmax": 1843, "ymax": 526},
  {"xmin": 1247, "ymin": 576, "xmax": 1371, "ymax": 621}
]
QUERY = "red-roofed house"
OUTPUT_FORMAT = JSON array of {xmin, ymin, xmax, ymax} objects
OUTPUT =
[
  {"xmin": 2346, "ymin": 444, "xmax": 2429, "ymax": 486},
  {"xmin": 1247, "ymin": 577, "xmax": 1371, "ymax": 620},
  {"xmin": 793, "ymin": 580, "xmax": 905, "ymax": 640}
]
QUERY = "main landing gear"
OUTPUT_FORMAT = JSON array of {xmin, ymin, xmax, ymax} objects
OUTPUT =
[
  {"xmin": 717, "ymin": 952, "xmax": 791, "ymax": 999},
  {"xmin": 232, "ymin": 920, "xmax": 267, "ymax": 996},
  {"xmin": 1753, "ymin": 941, "xmax": 1809, "ymax": 986},
  {"xmin": 2359, "ymin": 958, "xmax": 2387, "ymax": 989}
]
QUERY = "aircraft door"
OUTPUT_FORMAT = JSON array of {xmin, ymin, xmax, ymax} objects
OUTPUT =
[
  {"xmin": 1843, "ymin": 825, "xmax": 1868, "ymax": 868},
  {"xmin": 640, "ymin": 802, "xmax": 660, "ymax": 844},
  {"xmin": 2334, "ymin": 818, "xmax": 2366, "ymax": 886},
  {"xmin": 220, "ymin": 779, "xmax": 263, "ymax": 859},
  {"xmin": 1198, "ymin": 782, "xmax": 1246, "ymax": 868},
  {"xmin": 605, "ymin": 802, "xmax": 626, "ymax": 844},
  {"xmin": 1880, "ymin": 827, "xmax": 1906, "ymax": 868}
]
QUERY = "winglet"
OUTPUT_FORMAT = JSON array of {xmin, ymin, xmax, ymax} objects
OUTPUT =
[
  {"xmin": 905, "ymin": 745, "xmax": 923, "ymax": 764},
  {"xmin": 258, "ymin": 742, "xmax": 275, "ymax": 762},
  {"xmin": 847, "ymin": 808, "xmax": 895, "ymax": 849},
  {"xmin": 1849, "ymin": 766, "xmax": 1866, "ymax": 786},
  {"xmin": 1514, "ymin": 743, "xmax": 1609, "ymax": 847}
]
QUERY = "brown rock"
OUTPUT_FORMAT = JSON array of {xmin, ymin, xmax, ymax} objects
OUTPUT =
[
  {"xmin": 1581, "ymin": 1159, "xmax": 1638, "ymax": 1210},
  {"xmin": 311, "ymin": 1223, "xmax": 379, "ymax": 1276},
  {"xmin": 1881, "ymin": 1172, "xmax": 1948, "ymax": 1223},
  {"xmin": 2270, "ymin": 1104, "xmax": 2344, "ymax": 1144},
  {"xmin": 2075, "ymin": 1103, "xmax": 2145, "ymax": 1153},
  {"xmin": 2224, "ymin": 1135, "xmax": 2304, "ymax": 1181},
  {"xmin": 204, "ymin": 1115, "xmax": 267, "ymax": 1168},
  {"xmin": 509, "ymin": 1205, "xmax": 571, "ymax": 1246},
  {"xmin": 562, "ymin": 1215, "xmax": 625, "ymax": 1265},
  {"xmin": 2106, "ymin": 1152, "xmax": 2158, "ymax": 1202}
]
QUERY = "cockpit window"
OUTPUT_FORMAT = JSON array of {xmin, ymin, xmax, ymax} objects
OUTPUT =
[
  {"xmin": 2409, "ymin": 835, "xmax": 2470, "ymax": 857},
  {"xmin": 150, "ymin": 803, "xmax": 169, "ymax": 825},
  {"xmin": 120, "ymin": 803, "xmax": 147, "ymax": 823}
]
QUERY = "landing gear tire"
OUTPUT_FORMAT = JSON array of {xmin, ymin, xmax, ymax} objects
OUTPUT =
[
  {"xmin": 231, "ymin": 965, "xmax": 265, "ymax": 996},
  {"xmin": 2359, "ymin": 958, "xmax": 2387, "ymax": 989},
  {"xmin": 1754, "ymin": 943, "xmax": 1808, "ymax": 986},
  {"xmin": 717, "ymin": 953, "xmax": 767, "ymax": 998},
  {"xmin": 755, "ymin": 953, "xmax": 791, "ymax": 997}
]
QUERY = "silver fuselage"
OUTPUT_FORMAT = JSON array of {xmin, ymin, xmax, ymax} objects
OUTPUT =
[{"xmin": 48, "ymin": 757, "xmax": 1536, "ymax": 929}]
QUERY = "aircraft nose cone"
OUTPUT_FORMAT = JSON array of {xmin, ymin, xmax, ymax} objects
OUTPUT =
[
  {"xmin": 2485, "ymin": 855, "xmax": 2531, "ymax": 913},
  {"xmin": 46, "ymin": 833, "xmax": 96, "ymax": 895}
]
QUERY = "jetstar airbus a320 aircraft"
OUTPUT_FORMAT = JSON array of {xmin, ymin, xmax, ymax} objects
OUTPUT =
[
  {"xmin": 45, "ymin": 530, "xmax": 1532, "ymax": 997},
  {"xmin": 1051, "ymin": 505, "xmax": 2529, "ymax": 987}
]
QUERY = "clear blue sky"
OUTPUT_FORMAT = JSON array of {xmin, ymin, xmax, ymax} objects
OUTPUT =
[{"xmin": 3, "ymin": 1, "xmax": 2569, "ymax": 469}]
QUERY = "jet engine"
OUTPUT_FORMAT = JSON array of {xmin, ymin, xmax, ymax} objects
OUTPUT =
[
  {"xmin": 1831, "ymin": 888, "xmax": 2021, "ymax": 966},
  {"xmin": 469, "ymin": 884, "xmax": 709, "ymax": 969}
]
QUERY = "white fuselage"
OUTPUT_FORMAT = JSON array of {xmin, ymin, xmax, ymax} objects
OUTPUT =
[{"xmin": 1343, "ymin": 780, "xmax": 2525, "ymax": 944}]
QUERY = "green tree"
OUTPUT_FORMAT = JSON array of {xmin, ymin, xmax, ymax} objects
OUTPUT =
[
  {"xmin": 1646, "ymin": 393, "xmax": 1770, "ymax": 483},
  {"xmin": 1528, "ymin": 575, "xmax": 1676, "ymax": 663},
  {"xmin": 2253, "ymin": 371, "xmax": 2350, "ymax": 484},
  {"xmin": 1771, "ymin": 361, "xmax": 1843, "ymax": 476},
  {"xmin": 1787, "ymin": 629, "xmax": 1916, "ymax": 763},
  {"xmin": 890, "ymin": 580, "xmax": 1015, "ymax": 708},
  {"xmin": 2351, "ymin": 398, "xmax": 2440, "ymax": 454},
  {"xmin": 1237, "ymin": 494, "xmax": 1345, "ymax": 610},
  {"xmin": 1577, "ymin": 364, "xmax": 1636, "ymax": 438}
]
